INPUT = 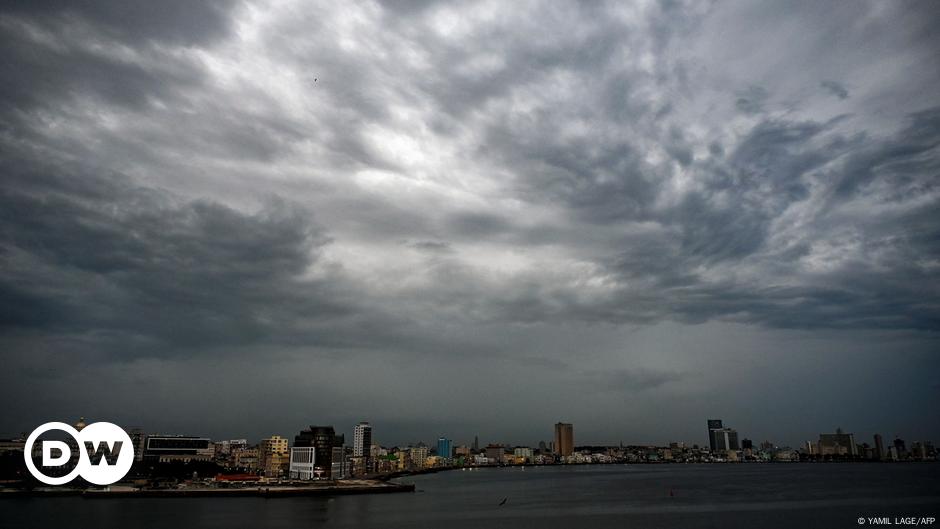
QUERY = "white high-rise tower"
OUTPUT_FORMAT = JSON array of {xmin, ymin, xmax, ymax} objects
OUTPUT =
[{"xmin": 353, "ymin": 422, "xmax": 372, "ymax": 458}]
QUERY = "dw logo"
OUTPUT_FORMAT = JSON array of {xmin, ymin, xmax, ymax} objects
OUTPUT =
[{"xmin": 24, "ymin": 422, "xmax": 134, "ymax": 485}]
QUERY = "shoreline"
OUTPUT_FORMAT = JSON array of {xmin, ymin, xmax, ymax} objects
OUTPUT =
[{"xmin": 1, "ymin": 481, "xmax": 415, "ymax": 499}]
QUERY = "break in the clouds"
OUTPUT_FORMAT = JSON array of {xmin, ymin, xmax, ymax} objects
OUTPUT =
[{"xmin": 1, "ymin": 1, "xmax": 938, "ymax": 447}]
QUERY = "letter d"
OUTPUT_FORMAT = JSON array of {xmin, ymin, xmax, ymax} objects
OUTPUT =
[{"xmin": 42, "ymin": 441, "xmax": 71, "ymax": 467}]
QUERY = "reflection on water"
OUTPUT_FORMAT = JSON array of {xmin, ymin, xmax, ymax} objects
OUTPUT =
[{"xmin": 2, "ymin": 464, "xmax": 938, "ymax": 529}]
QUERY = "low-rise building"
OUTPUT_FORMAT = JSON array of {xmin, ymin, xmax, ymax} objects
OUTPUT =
[
  {"xmin": 144, "ymin": 435, "xmax": 214, "ymax": 463},
  {"xmin": 289, "ymin": 446, "xmax": 318, "ymax": 480}
]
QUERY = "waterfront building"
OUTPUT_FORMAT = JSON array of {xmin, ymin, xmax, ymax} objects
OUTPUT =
[
  {"xmin": 289, "ymin": 447, "xmax": 317, "ymax": 480},
  {"xmin": 129, "ymin": 429, "xmax": 147, "ymax": 462},
  {"xmin": 232, "ymin": 446, "xmax": 260, "ymax": 470},
  {"xmin": 259, "ymin": 435, "xmax": 289, "ymax": 478},
  {"xmin": 0, "ymin": 437, "xmax": 25, "ymax": 453},
  {"xmin": 217, "ymin": 439, "xmax": 248, "ymax": 455},
  {"xmin": 706, "ymin": 420, "xmax": 740, "ymax": 452},
  {"xmin": 144, "ymin": 435, "xmax": 214, "ymax": 463},
  {"xmin": 485, "ymin": 444, "xmax": 505, "ymax": 464},
  {"xmin": 354, "ymin": 422, "xmax": 372, "ymax": 458},
  {"xmin": 713, "ymin": 429, "xmax": 740, "ymax": 452},
  {"xmin": 411, "ymin": 445, "xmax": 429, "ymax": 468},
  {"xmin": 818, "ymin": 428, "xmax": 858, "ymax": 457},
  {"xmin": 708, "ymin": 421, "xmax": 720, "ymax": 450},
  {"xmin": 437, "ymin": 437, "xmax": 453, "ymax": 459},
  {"xmin": 333, "ymin": 444, "xmax": 349, "ymax": 478},
  {"xmin": 893, "ymin": 438, "xmax": 907, "ymax": 459},
  {"xmin": 554, "ymin": 423, "xmax": 574, "ymax": 457},
  {"xmin": 294, "ymin": 426, "xmax": 336, "ymax": 478},
  {"xmin": 707, "ymin": 420, "xmax": 723, "ymax": 451},
  {"xmin": 513, "ymin": 446, "xmax": 533, "ymax": 461},
  {"xmin": 874, "ymin": 434, "xmax": 885, "ymax": 460}
]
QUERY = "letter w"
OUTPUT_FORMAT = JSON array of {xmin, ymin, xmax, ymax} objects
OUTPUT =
[{"xmin": 84, "ymin": 441, "xmax": 123, "ymax": 465}]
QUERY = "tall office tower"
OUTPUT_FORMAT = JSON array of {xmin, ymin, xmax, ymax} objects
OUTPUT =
[
  {"xmin": 473, "ymin": 435, "xmax": 479, "ymax": 451},
  {"xmin": 874, "ymin": 434, "xmax": 885, "ymax": 460},
  {"xmin": 294, "ymin": 426, "xmax": 336, "ymax": 478},
  {"xmin": 707, "ymin": 420, "xmax": 723, "ymax": 452},
  {"xmin": 893, "ymin": 438, "xmax": 907, "ymax": 458},
  {"xmin": 437, "ymin": 437, "xmax": 453, "ymax": 459},
  {"xmin": 353, "ymin": 422, "xmax": 372, "ymax": 458},
  {"xmin": 554, "ymin": 422, "xmax": 574, "ymax": 456}
]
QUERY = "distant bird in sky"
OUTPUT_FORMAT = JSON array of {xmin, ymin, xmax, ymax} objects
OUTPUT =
[{"xmin": 498, "ymin": 497, "xmax": 508, "ymax": 506}]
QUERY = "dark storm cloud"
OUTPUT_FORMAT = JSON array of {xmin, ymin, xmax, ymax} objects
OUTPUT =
[
  {"xmin": 2, "ymin": 1, "xmax": 235, "ymax": 46},
  {"xmin": 735, "ymin": 85, "xmax": 769, "ymax": 115},
  {"xmin": 821, "ymin": 80, "xmax": 850, "ymax": 100},
  {"xmin": 583, "ymin": 368, "xmax": 684, "ymax": 393},
  {"xmin": 0, "ymin": 2, "xmax": 236, "ymax": 116},
  {"xmin": 0, "ymin": 151, "xmax": 360, "ymax": 355},
  {"xmin": 1, "ymin": 0, "xmax": 939, "ymax": 444}
]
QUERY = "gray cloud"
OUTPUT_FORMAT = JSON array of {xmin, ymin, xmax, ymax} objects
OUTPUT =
[
  {"xmin": 821, "ymin": 80, "xmax": 850, "ymax": 100},
  {"xmin": 0, "ymin": 0, "xmax": 938, "ymax": 446},
  {"xmin": 582, "ymin": 368, "xmax": 684, "ymax": 393}
]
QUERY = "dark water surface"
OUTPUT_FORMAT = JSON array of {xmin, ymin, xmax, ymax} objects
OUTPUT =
[{"xmin": 2, "ymin": 464, "xmax": 938, "ymax": 528}]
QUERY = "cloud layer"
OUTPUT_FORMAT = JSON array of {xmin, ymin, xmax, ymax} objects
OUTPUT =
[{"xmin": 1, "ymin": 1, "xmax": 938, "ymax": 446}]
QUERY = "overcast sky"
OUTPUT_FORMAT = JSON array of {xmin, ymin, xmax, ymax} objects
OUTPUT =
[{"xmin": 1, "ymin": 1, "xmax": 938, "ymax": 448}]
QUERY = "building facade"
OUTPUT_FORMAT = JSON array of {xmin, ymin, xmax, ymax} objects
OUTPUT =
[
  {"xmin": 294, "ymin": 426, "xmax": 336, "ymax": 478},
  {"xmin": 707, "ymin": 420, "xmax": 740, "ymax": 452},
  {"xmin": 144, "ymin": 435, "xmax": 214, "ymax": 463},
  {"xmin": 554, "ymin": 423, "xmax": 574, "ymax": 457},
  {"xmin": 437, "ymin": 437, "xmax": 453, "ymax": 459},
  {"xmin": 259, "ymin": 435, "xmax": 290, "ymax": 478},
  {"xmin": 289, "ymin": 446, "xmax": 317, "ymax": 480},
  {"xmin": 354, "ymin": 422, "xmax": 372, "ymax": 458},
  {"xmin": 818, "ymin": 428, "xmax": 858, "ymax": 457}
]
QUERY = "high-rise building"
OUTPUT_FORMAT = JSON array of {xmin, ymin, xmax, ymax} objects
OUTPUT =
[
  {"xmin": 437, "ymin": 437, "xmax": 453, "ymax": 459},
  {"xmin": 874, "ymin": 434, "xmax": 885, "ymax": 460},
  {"xmin": 707, "ymin": 420, "xmax": 739, "ymax": 452},
  {"xmin": 294, "ymin": 426, "xmax": 336, "ymax": 478},
  {"xmin": 893, "ymin": 438, "xmax": 907, "ymax": 458},
  {"xmin": 818, "ymin": 428, "xmax": 858, "ymax": 457},
  {"xmin": 554, "ymin": 423, "xmax": 574, "ymax": 456},
  {"xmin": 707, "ymin": 420, "xmax": 723, "ymax": 451},
  {"xmin": 473, "ymin": 435, "xmax": 479, "ymax": 452},
  {"xmin": 354, "ymin": 422, "xmax": 372, "ymax": 458}
]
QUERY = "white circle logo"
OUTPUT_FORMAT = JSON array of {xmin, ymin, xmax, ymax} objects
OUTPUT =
[{"xmin": 24, "ymin": 421, "xmax": 134, "ymax": 486}]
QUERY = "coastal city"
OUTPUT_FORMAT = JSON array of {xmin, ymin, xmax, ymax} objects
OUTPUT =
[{"xmin": 0, "ymin": 418, "xmax": 935, "ymax": 493}]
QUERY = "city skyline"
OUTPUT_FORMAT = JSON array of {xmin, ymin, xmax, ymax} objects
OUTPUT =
[
  {"xmin": 1, "ymin": 1, "xmax": 939, "ymax": 449},
  {"xmin": 3, "ymin": 415, "xmax": 932, "ymax": 455}
]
